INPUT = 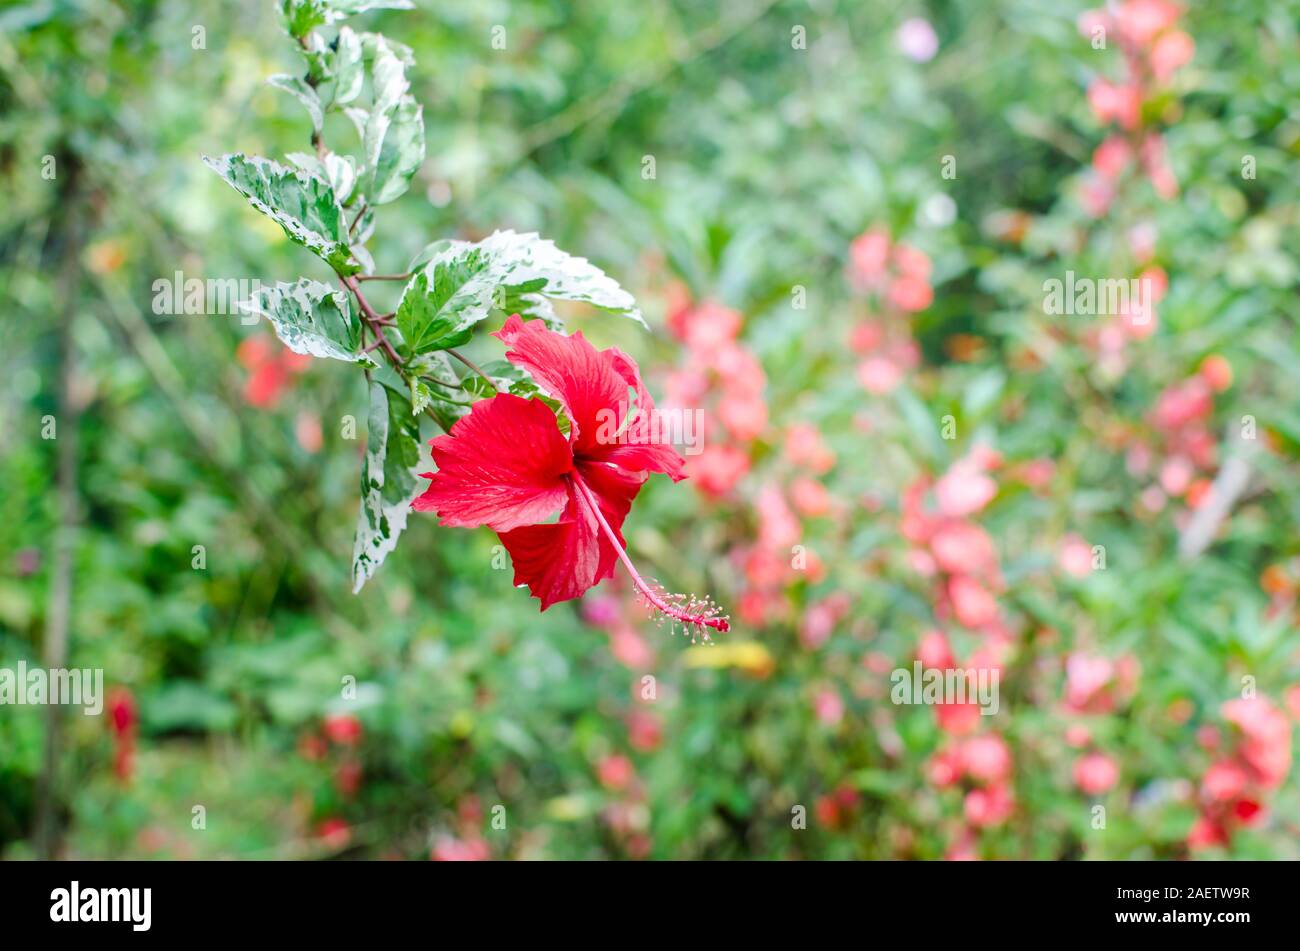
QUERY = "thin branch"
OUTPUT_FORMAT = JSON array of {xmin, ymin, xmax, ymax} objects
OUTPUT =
[
  {"xmin": 35, "ymin": 151, "xmax": 84, "ymax": 860},
  {"xmin": 343, "ymin": 275, "xmax": 403, "ymax": 366},
  {"xmin": 446, "ymin": 349, "xmax": 498, "ymax": 393}
]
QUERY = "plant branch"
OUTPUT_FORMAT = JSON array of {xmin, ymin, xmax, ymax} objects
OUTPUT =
[
  {"xmin": 446, "ymin": 349, "xmax": 497, "ymax": 393},
  {"xmin": 342, "ymin": 275, "xmax": 403, "ymax": 367}
]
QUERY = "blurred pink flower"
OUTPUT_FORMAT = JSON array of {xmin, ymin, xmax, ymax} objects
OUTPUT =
[
  {"xmin": 800, "ymin": 593, "xmax": 850, "ymax": 650},
  {"xmin": 431, "ymin": 835, "xmax": 490, "ymax": 861},
  {"xmin": 895, "ymin": 17, "xmax": 939, "ymax": 62},
  {"xmin": 669, "ymin": 299, "xmax": 741, "ymax": 351},
  {"xmin": 917, "ymin": 630, "xmax": 956, "ymax": 670},
  {"xmin": 962, "ymin": 734, "xmax": 1012, "ymax": 784},
  {"xmin": 848, "ymin": 229, "xmax": 891, "ymax": 287},
  {"xmin": 928, "ymin": 747, "xmax": 963, "ymax": 788},
  {"xmin": 964, "ymin": 783, "xmax": 1014, "ymax": 827},
  {"xmin": 581, "ymin": 593, "xmax": 622, "ymax": 628},
  {"xmin": 1092, "ymin": 135, "xmax": 1133, "ymax": 180},
  {"xmin": 757, "ymin": 484, "xmax": 801, "ymax": 550},
  {"xmin": 687, "ymin": 444, "xmax": 749, "ymax": 498},
  {"xmin": 1116, "ymin": 0, "xmax": 1183, "ymax": 48},
  {"xmin": 1087, "ymin": 79, "xmax": 1141, "ymax": 130},
  {"xmin": 718, "ymin": 392, "xmax": 769, "ymax": 441},
  {"xmin": 1222, "ymin": 696, "xmax": 1292, "ymax": 787},
  {"xmin": 1065, "ymin": 724, "xmax": 1092, "ymax": 748},
  {"xmin": 609, "ymin": 624, "xmax": 654, "ymax": 669},
  {"xmin": 597, "ymin": 754, "xmax": 635, "ymax": 792},
  {"xmin": 627, "ymin": 709, "xmax": 662, "ymax": 752},
  {"xmin": 1058, "ymin": 534, "xmax": 1094, "ymax": 578},
  {"xmin": 930, "ymin": 520, "xmax": 998, "ymax": 579},
  {"xmin": 791, "ymin": 477, "xmax": 832, "ymax": 518},
  {"xmin": 936, "ymin": 699, "xmax": 982, "ymax": 736},
  {"xmin": 1202, "ymin": 759, "xmax": 1248, "ymax": 803},
  {"xmin": 1065, "ymin": 653, "xmax": 1116, "ymax": 713},
  {"xmin": 949, "ymin": 574, "xmax": 999, "ymax": 628},
  {"xmin": 935, "ymin": 453, "xmax": 998, "ymax": 517},
  {"xmin": 814, "ymin": 688, "xmax": 846, "ymax": 726},
  {"xmin": 784, "ymin": 423, "xmax": 836, "ymax": 474},
  {"xmin": 887, "ymin": 274, "xmax": 933, "ymax": 312},
  {"xmin": 1150, "ymin": 29, "xmax": 1194, "ymax": 81},
  {"xmin": 1073, "ymin": 752, "xmax": 1119, "ymax": 795},
  {"xmin": 857, "ymin": 355, "xmax": 904, "ymax": 394}
]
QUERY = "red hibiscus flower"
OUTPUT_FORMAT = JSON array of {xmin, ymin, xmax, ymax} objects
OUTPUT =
[{"xmin": 413, "ymin": 315, "xmax": 729, "ymax": 635}]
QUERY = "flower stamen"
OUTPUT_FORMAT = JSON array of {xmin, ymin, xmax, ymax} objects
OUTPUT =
[{"xmin": 570, "ymin": 473, "xmax": 729, "ymax": 638}]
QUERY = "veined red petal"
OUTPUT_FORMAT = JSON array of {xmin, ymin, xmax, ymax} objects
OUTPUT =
[
  {"xmin": 413, "ymin": 393, "xmax": 572, "ymax": 532},
  {"xmin": 594, "ymin": 346, "xmax": 686, "ymax": 481},
  {"xmin": 494, "ymin": 314, "xmax": 631, "ymax": 457},
  {"xmin": 498, "ymin": 488, "xmax": 602, "ymax": 610}
]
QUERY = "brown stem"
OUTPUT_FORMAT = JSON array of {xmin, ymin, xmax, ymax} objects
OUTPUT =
[
  {"xmin": 348, "ymin": 201, "xmax": 368, "ymax": 238},
  {"xmin": 446, "ymin": 349, "xmax": 497, "ymax": 393},
  {"xmin": 343, "ymin": 275, "xmax": 402, "ymax": 367},
  {"xmin": 35, "ymin": 151, "xmax": 83, "ymax": 859}
]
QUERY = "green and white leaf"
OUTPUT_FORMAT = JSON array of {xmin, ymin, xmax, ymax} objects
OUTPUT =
[
  {"xmin": 344, "ymin": 106, "xmax": 369, "ymax": 144},
  {"xmin": 352, "ymin": 243, "xmax": 376, "ymax": 275},
  {"xmin": 284, "ymin": 151, "xmax": 357, "ymax": 204},
  {"xmin": 361, "ymin": 36, "xmax": 424, "ymax": 205},
  {"xmin": 299, "ymin": 30, "xmax": 332, "ymax": 84},
  {"xmin": 404, "ymin": 352, "xmax": 470, "ymax": 428},
  {"xmin": 269, "ymin": 74, "xmax": 324, "ymax": 134},
  {"xmin": 282, "ymin": 0, "xmax": 412, "ymax": 37},
  {"xmin": 473, "ymin": 230, "xmax": 645, "ymax": 328},
  {"xmin": 367, "ymin": 96, "xmax": 424, "ymax": 204},
  {"xmin": 327, "ymin": 0, "xmax": 414, "ymax": 19},
  {"xmin": 396, "ymin": 229, "xmax": 644, "ymax": 355},
  {"xmin": 359, "ymin": 31, "xmax": 414, "ymax": 66},
  {"xmin": 331, "ymin": 26, "xmax": 365, "ymax": 105},
  {"xmin": 407, "ymin": 238, "xmax": 452, "ymax": 272},
  {"xmin": 241, "ymin": 279, "xmax": 374, "ymax": 364},
  {"xmin": 203, "ymin": 152, "xmax": 358, "ymax": 274},
  {"xmin": 352, "ymin": 380, "xmax": 424, "ymax": 593}
]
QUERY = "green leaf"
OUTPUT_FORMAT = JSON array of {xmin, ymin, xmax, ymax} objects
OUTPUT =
[
  {"xmin": 352, "ymin": 380, "xmax": 425, "ymax": 592},
  {"xmin": 472, "ymin": 359, "xmax": 542, "ymax": 400},
  {"xmin": 242, "ymin": 279, "xmax": 373, "ymax": 364},
  {"xmin": 395, "ymin": 244, "xmax": 497, "ymax": 354},
  {"xmin": 962, "ymin": 368, "xmax": 1006, "ymax": 420},
  {"xmin": 203, "ymin": 152, "xmax": 358, "ymax": 275},
  {"xmin": 281, "ymin": 0, "xmax": 328, "ymax": 38},
  {"xmin": 268, "ymin": 73, "xmax": 324, "ymax": 134},
  {"xmin": 395, "ymin": 229, "xmax": 644, "ymax": 356}
]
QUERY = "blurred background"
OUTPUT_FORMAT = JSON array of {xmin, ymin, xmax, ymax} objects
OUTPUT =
[{"xmin": 2, "ymin": 0, "xmax": 1299, "ymax": 859}]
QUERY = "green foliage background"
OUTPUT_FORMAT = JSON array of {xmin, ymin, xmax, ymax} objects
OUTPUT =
[{"xmin": 2, "ymin": 0, "xmax": 1298, "ymax": 859}]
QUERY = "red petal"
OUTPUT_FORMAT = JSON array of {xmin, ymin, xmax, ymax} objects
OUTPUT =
[
  {"xmin": 413, "ymin": 393, "xmax": 572, "ymax": 532},
  {"xmin": 499, "ymin": 489, "xmax": 603, "ymax": 610},
  {"xmin": 493, "ymin": 315, "xmax": 631, "ymax": 457},
  {"xmin": 495, "ymin": 315, "xmax": 686, "ymax": 479},
  {"xmin": 576, "ymin": 459, "xmax": 643, "ymax": 584},
  {"xmin": 597, "ymin": 346, "xmax": 686, "ymax": 480}
]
